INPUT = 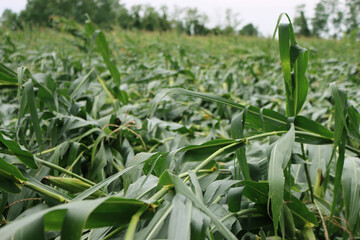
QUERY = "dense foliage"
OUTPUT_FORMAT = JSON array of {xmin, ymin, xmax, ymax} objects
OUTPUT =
[
  {"xmin": 0, "ymin": 13, "xmax": 359, "ymax": 239},
  {"xmin": 308, "ymin": 0, "xmax": 360, "ymax": 38},
  {"xmin": 2, "ymin": 0, "xmax": 359, "ymax": 38},
  {"xmin": 1, "ymin": 0, "xmax": 251, "ymax": 36}
]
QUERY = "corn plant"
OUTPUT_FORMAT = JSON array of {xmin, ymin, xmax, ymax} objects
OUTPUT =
[{"xmin": 0, "ymin": 13, "xmax": 359, "ymax": 240}]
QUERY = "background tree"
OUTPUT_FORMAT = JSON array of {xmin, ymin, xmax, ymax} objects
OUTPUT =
[
  {"xmin": 183, "ymin": 8, "xmax": 209, "ymax": 35},
  {"xmin": 345, "ymin": 0, "xmax": 360, "ymax": 34},
  {"xmin": 294, "ymin": 5, "xmax": 311, "ymax": 36},
  {"xmin": 117, "ymin": 4, "xmax": 132, "ymax": 30},
  {"xmin": 326, "ymin": 0, "xmax": 345, "ymax": 38},
  {"xmin": 311, "ymin": 0, "xmax": 350, "ymax": 38},
  {"xmin": 128, "ymin": 5, "xmax": 142, "ymax": 30},
  {"xmin": 239, "ymin": 23, "xmax": 258, "ymax": 36},
  {"xmin": 1, "ymin": 9, "xmax": 22, "ymax": 30},
  {"xmin": 141, "ymin": 6, "xmax": 161, "ymax": 31},
  {"xmin": 2, "ymin": 0, "xmax": 263, "ymax": 37},
  {"xmin": 223, "ymin": 9, "xmax": 241, "ymax": 35},
  {"xmin": 312, "ymin": 0, "xmax": 330, "ymax": 37},
  {"xmin": 19, "ymin": 0, "xmax": 121, "ymax": 27},
  {"xmin": 159, "ymin": 6, "xmax": 171, "ymax": 32}
]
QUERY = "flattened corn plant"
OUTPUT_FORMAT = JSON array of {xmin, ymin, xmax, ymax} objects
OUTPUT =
[{"xmin": 0, "ymin": 14, "xmax": 360, "ymax": 240}]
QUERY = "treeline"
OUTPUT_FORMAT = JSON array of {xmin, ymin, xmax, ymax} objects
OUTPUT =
[
  {"xmin": 293, "ymin": 0, "xmax": 359, "ymax": 38},
  {"xmin": 0, "ymin": 0, "xmax": 258, "ymax": 36},
  {"xmin": 1, "ymin": 0, "xmax": 359, "ymax": 38}
]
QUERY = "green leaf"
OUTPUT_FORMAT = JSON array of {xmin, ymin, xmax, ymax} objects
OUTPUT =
[
  {"xmin": 123, "ymin": 175, "xmax": 158, "ymax": 199},
  {"xmin": 293, "ymin": 50, "xmax": 309, "ymax": 114},
  {"xmin": 241, "ymin": 181, "xmax": 318, "ymax": 227},
  {"xmin": 308, "ymin": 145, "xmax": 332, "ymax": 184},
  {"xmin": 0, "ymin": 197, "xmax": 151, "ymax": 240},
  {"xmin": 135, "ymin": 202, "xmax": 173, "ymax": 240},
  {"xmin": 188, "ymin": 170, "xmax": 204, "ymax": 203},
  {"xmin": 168, "ymin": 194, "xmax": 192, "ymax": 240},
  {"xmin": 283, "ymin": 204, "xmax": 295, "ymax": 239},
  {"xmin": 43, "ymin": 177, "xmax": 104, "ymax": 198},
  {"xmin": 151, "ymin": 88, "xmax": 333, "ymax": 144},
  {"xmin": 166, "ymin": 171, "xmax": 237, "ymax": 240},
  {"xmin": 276, "ymin": 16, "xmax": 309, "ymax": 117},
  {"xmin": 190, "ymin": 207, "xmax": 210, "ymax": 240},
  {"xmin": 73, "ymin": 152, "xmax": 155, "ymax": 201},
  {"xmin": 0, "ymin": 63, "xmax": 18, "ymax": 84},
  {"xmin": 330, "ymin": 83, "xmax": 347, "ymax": 217},
  {"xmin": 228, "ymin": 187, "xmax": 243, "ymax": 212},
  {"xmin": 268, "ymin": 125, "xmax": 295, "ymax": 234},
  {"xmin": 278, "ymin": 23, "xmax": 292, "ymax": 116},
  {"xmin": 24, "ymin": 80, "xmax": 44, "ymax": 151},
  {"xmin": 204, "ymin": 179, "xmax": 239, "ymax": 205},
  {"xmin": 61, "ymin": 198, "xmax": 107, "ymax": 240},
  {"xmin": 241, "ymin": 181, "xmax": 268, "ymax": 204},
  {"xmin": 341, "ymin": 157, "xmax": 360, "ymax": 234},
  {"xmin": 0, "ymin": 191, "xmax": 8, "ymax": 214},
  {"xmin": 293, "ymin": 116, "xmax": 333, "ymax": 143},
  {"xmin": 158, "ymin": 169, "xmax": 173, "ymax": 186},
  {"xmin": 0, "ymin": 171, "xmax": 22, "ymax": 193},
  {"xmin": 69, "ymin": 68, "xmax": 95, "ymax": 99},
  {"xmin": 0, "ymin": 157, "xmax": 28, "ymax": 181},
  {"xmin": 94, "ymin": 31, "xmax": 120, "ymax": 86},
  {"xmin": 17, "ymin": 67, "xmax": 27, "ymax": 99},
  {"xmin": 180, "ymin": 139, "xmax": 244, "ymax": 163},
  {"xmin": 231, "ymin": 110, "xmax": 250, "ymax": 180},
  {"xmin": 198, "ymin": 170, "xmax": 219, "ymax": 191},
  {"xmin": 0, "ymin": 132, "xmax": 37, "ymax": 169},
  {"xmin": 93, "ymin": 30, "xmax": 128, "ymax": 104},
  {"xmin": 210, "ymin": 204, "xmax": 240, "ymax": 235},
  {"xmin": 347, "ymin": 106, "xmax": 360, "ymax": 142},
  {"xmin": 72, "ymin": 166, "xmax": 135, "ymax": 201},
  {"xmin": 285, "ymin": 193, "xmax": 318, "ymax": 228},
  {"xmin": 25, "ymin": 178, "xmax": 71, "ymax": 203}
]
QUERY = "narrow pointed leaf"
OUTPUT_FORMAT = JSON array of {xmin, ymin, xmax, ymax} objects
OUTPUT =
[
  {"xmin": 24, "ymin": 80, "xmax": 44, "ymax": 151},
  {"xmin": 0, "ymin": 132, "xmax": 37, "ymax": 169},
  {"xmin": 0, "ymin": 63, "xmax": 18, "ymax": 84},
  {"xmin": 231, "ymin": 110, "xmax": 250, "ymax": 180},
  {"xmin": 166, "ymin": 171, "xmax": 237, "ymax": 240},
  {"xmin": 168, "ymin": 194, "xmax": 192, "ymax": 240},
  {"xmin": 268, "ymin": 125, "xmax": 295, "ymax": 233}
]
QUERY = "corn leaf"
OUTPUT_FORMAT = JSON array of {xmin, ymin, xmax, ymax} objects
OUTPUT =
[
  {"xmin": 268, "ymin": 125, "xmax": 295, "ymax": 234},
  {"xmin": 0, "ymin": 132, "xmax": 37, "ymax": 169}
]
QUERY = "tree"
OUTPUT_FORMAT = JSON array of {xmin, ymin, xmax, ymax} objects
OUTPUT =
[
  {"xmin": 117, "ymin": 4, "xmax": 132, "ymax": 30},
  {"xmin": 239, "ymin": 23, "xmax": 258, "ymax": 36},
  {"xmin": 184, "ymin": 8, "xmax": 209, "ymax": 35},
  {"xmin": 311, "ymin": 0, "xmax": 349, "ymax": 38},
  {"xmin": 159, "ymin": 6, "xmax": 171, "ymax": 32},
  {"xmin": 345, "ymin": 0, "xmax": 360, "ymax": 33},
  {"xmin": 312, "ymin": 1, "xmax": 330, "ymax": 37},
  {"xmin": 142, "ymin": 6, "xmax": 161, "ymax": 31},
  {"xmin": 294, "ymin": 5, "xmax": 311, "ymax": 36},
  {"xmin": 1, "ymin": 9, "xmax": 22, "ymax": 30},
  {"xmin": 19, "ymin": 0, "xmax": 121, "ymax": 27},
  {"xmin": 223, "ymin": 9, "xmax": 241, "ymax": 35},
  {"xmin": 128, "ymin": 5, "xmax": 142, "ymax": 30}
]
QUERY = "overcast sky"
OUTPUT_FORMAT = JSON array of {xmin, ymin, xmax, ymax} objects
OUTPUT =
[{"xmin": 0, "ymin": 0, "xmax": 319, "ymax": 36}]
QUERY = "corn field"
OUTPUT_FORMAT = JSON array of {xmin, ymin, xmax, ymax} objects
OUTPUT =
[{"xmin": 0, "ymin": 14, "xmax": 359, "ymax": 240}]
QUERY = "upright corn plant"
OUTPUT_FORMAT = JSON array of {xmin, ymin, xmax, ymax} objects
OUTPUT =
[
  {"xmin": 267, "ymin": 13, "xmax": 309, "ymax": 237},
  {"xmin": 274, "ymin": 13, "xmax": 309, "ymax": 117}
]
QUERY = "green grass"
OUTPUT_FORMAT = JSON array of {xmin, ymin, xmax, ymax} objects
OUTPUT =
[{"xmin": 0, "ymin": 16, "xmax": 359, "ymax": 240}]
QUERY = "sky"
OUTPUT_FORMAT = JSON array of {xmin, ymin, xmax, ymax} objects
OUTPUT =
[{"xmin": 0, "ymin": 0, "xmax": 319, "ymax": 36}]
